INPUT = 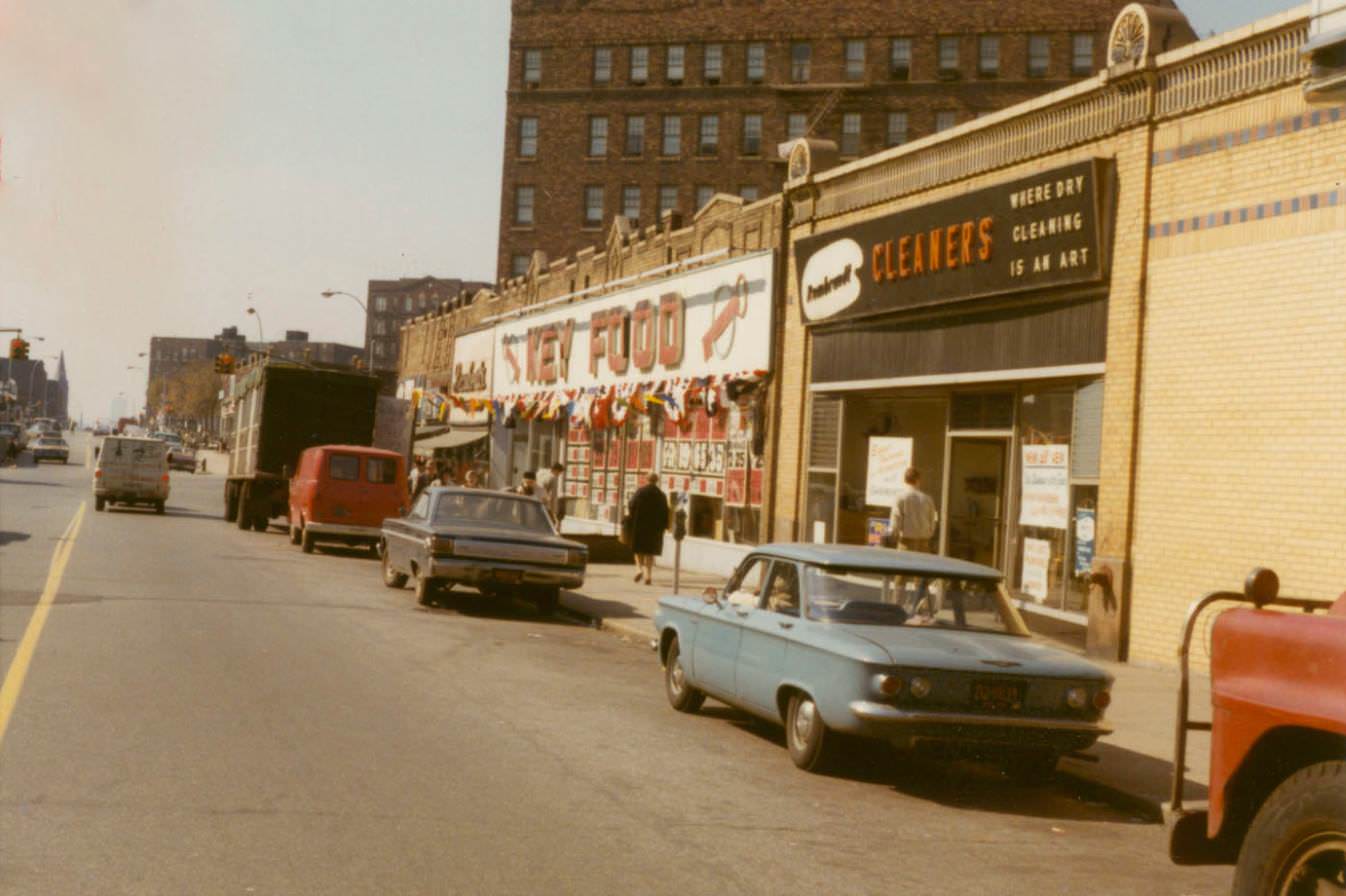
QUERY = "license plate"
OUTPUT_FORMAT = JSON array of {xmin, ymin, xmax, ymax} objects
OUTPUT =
[
  {"xmin": 971, "ymin": 680, "xmax": 1025, "ymax": 712},
  {"xmin": 493, "ymin": 570, "xmax": 523, "ymax": 584}
]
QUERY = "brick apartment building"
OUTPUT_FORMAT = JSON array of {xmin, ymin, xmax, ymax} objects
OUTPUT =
[
  {"xmin": 366, "ymin": 277, "xmax": 491, "ymax": 371},
  {"xmin": 497, "ymin": 0, "xmax": 1140, "ymax": 280}
]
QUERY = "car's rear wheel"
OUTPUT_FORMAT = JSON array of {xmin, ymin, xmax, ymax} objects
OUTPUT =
[
  {"xmin": 663, "ymin": 639, "xmax": 705, "ymax": 714},
  {"xmin": 288, "ymin": 522, "xmax": 301, "ymax": 545},
  {"xmin": 300, "ymin": 527, "xmax": 316, "ymax": 553},
  {"xmin": 1233, "ymin": 760, "xmax": 1346, "ymax": 896},
  {"xmin": 154, "ymin": 501, "xmax": 165, "ymax": 515},
  {"xmin": 95, "ymin": 496, "xmax": 106, "ymax": 512},
  {"xmin": 381, "ymin": 549, "xmax": 408, "ymax": 589},
  {"xmin": 786, "ymin": 691, "xmax": 837, "ymax": 773},
  {"xmin": 413, "ymin": 571, "xmax": 438, "ymax": 607}
]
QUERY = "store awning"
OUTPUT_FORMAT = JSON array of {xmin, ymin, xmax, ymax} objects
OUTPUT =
[{"xmin": 414, "ymin": 427, "xmax": 489, "ymax": 450}]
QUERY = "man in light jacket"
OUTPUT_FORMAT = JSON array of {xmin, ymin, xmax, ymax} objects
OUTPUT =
[{"xmin": 890, "ymin": 467, "xmax": 938, "ymax": 553}]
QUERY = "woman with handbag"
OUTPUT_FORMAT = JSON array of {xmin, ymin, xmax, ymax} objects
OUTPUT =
[{"xmin": 626, "ymin": 473, "xmax": 669, "ymax": 585}]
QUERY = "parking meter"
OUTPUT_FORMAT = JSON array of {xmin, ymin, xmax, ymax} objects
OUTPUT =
[
  {"xmin": 674, "ymin": 507, "xmax": 687, "ymax": 541},
  {"xmin": 672, "ymin": 491, "xmax": 689, "ymax": 594}
]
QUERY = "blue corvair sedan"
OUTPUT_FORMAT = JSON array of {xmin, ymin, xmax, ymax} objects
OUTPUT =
[{"xmin": 654, "ymin": 544, "xmax": 1113, "ymax": 778}]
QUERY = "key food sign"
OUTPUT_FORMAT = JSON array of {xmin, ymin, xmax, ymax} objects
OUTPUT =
[
  {"xmin": 794, "ymin": 159, "xmax": 1115, "ymax": 326},
  {"xmin": 492, "ymin": 252, "xmax": 774, "ymax": 398}
]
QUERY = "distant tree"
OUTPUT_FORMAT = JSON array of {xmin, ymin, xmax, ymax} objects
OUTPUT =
[{"xmin": 149, "ymin": 361, "xmax": 219, "ymax": 424}]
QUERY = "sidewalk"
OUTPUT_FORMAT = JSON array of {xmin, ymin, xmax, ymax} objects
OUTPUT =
[{"xmin": 560, "ymin": 561, "xmax": 1209, "ymax": 819}]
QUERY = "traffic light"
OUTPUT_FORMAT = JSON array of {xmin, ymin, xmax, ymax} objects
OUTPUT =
[
  {"xmin": 214, "ymin": 353, "xmax": 235, "ymax": 374},
  {"xmin": 9, "ymin": 338, "xmax": 29, "ymax": 360}
]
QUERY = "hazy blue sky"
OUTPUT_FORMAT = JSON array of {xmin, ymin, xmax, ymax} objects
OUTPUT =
[{"xmin": 0, "ymin": 0, "xmax": 1299, "ymax": 421}]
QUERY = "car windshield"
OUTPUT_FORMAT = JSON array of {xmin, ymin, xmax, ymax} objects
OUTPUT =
[
  {"xmin": 432, "ymin": 493, "xmax": 552, "ymax": 532},
  {"xmin": 803, "ymin": 566, "xmax": 1023, "ymax": 635}
]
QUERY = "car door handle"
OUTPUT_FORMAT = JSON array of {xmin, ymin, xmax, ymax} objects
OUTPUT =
[
  {"xmin": 735, "ymin": 609, "xmax": 750, "ymax": 618},
  {"xmin": 778, "ymin": 621, "xmax": 794, "ymax": 630}
]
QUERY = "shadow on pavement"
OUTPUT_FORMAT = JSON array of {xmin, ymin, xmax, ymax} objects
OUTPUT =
[
  {"xmin": 559, "ymin": 594, "xmax": 645, "ymax": 619},
  {"xmin": 0, "ymin": 477, "xmax": 64, "ymax": 487},
  {"xmin": 690, "ymin": 703, "xmax": 1155, "ymax": 824},
  {"xmin": 0, "ymin": 531, "xmax": 33, "ymax": 547},
  {"xmin": 415, "ymin": 590, "xmax": 584, "ymax": 628}
]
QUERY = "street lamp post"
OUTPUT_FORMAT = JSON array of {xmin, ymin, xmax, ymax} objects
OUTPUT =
[
  {"xmin": 246, "ymin": 306, "xmax": 265, "ymax": 343},
  {"xmin": 320, "ymin": 289, "xmax": 368, "ymax": 312}
]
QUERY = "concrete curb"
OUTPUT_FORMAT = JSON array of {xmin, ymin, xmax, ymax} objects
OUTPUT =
[{"xmin": 558, "ymin": 594, "xmax": 654, "ymax": 647}]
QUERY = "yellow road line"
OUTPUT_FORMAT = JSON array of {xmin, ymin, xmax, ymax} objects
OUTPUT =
[{"xmin": 0, "ymin": 502, "xmax": 87, "ymax": 747}]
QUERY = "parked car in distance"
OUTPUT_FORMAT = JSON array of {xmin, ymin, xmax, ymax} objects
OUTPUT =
[
  {"xmin": 152, "ymin": 431, "xmax": 198, "ymax": 473},
  {"xmin": 93, "ymin": 436, "xmax": 169, "ymax": 513},
  {"xmin": 380, "ymin": 486, "xmax": 587, "ymax": 614},
  {"xmin": 655, "ymin": 544, "xmax": 1113, "ymax": 777},
  {"xmin": 288, "ymin": 445, "xmax": 407, "ymax": 554},
  {"xmin": 1166, "ymin": 568, "xmax": 1345, "ymax": 895},
  {"xmin": 31, "ymin": 435, "xmax": 70, "ymax": 464}
]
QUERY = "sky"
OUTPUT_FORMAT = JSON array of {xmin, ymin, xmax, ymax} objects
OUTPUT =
[{"xmin": 0, "ymin": 0, "xmax": 1298, "ymax": 422}]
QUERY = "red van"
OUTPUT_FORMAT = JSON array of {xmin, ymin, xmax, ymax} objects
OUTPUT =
[{"xmin": 288, "ymin": 445, "xmax": 408, "ymax": 554}]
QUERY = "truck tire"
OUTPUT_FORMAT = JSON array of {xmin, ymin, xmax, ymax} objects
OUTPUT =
[
  {"xmin": 224, "ymin": 482, "xmax": 239, "ymax": 522},
  {"xmin": 1233, "ymin": 760, "xmax": 1346, "ymax": 896},
  {"xmin": 301, "ymin": 527, "xmax": 316, "ymax": 553},
  {"xmin": 251, "ymin": 511, "xmax": 269, "ymax": 532},
  {"xmin": 235, "ymin": 483, "xmax": 252, "ymax": 530},
  {"xmin": 95, "ymin": 496, "xmax": 106, "ymax": 512}
]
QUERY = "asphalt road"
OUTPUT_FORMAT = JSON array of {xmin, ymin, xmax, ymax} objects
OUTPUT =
[{"xmin": 0, "ymin": 433, "xmax": 1233, "ymax": 895}]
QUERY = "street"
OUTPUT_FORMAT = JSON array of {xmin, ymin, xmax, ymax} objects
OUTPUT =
[{"xmin": 0, "ymin": 433, "xmax": 1232, "ymax": 895}]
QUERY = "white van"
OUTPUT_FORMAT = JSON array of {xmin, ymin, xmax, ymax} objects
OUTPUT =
[{"xmin": 94, "ymin": 436, "xmax": 169, "ymax": 513}]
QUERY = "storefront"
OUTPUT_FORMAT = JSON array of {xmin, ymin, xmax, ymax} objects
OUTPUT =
[
  {"xmin": 796, "ymin": 159, "xmax": 1115, "ymax": 625},
  {"xmin": 407, "ymin": 325, "xmax": 494, "ymax": 478},
  {"xmin": 480, "ymin": 252, "xmax": 776, "ymax": 567}
]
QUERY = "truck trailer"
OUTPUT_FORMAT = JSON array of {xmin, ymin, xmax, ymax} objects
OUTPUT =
[{"xmin": 223, "ymin": 362, "xmax": 383, "ymax": 532}]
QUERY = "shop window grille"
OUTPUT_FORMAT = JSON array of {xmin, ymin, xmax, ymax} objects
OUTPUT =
[
  {"xmin": 1071, "ymin": 379, "xmax": 1104, "ymax": 479},
  {"xmin": 809, "ymin": 397, "xmax": 841, "ymax": 469}
]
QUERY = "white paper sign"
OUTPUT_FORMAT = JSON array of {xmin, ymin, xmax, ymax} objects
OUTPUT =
[
  {"xmin": 1022, "ymin": 537, "xmax": 1052, "ymax": 601},
  {"xmin": 865, "ymin": 436, "xmax": 914, "ymax": 508},
  {"xmin": 449, "ymin": 326, "xmax": 495, "ymax": 425},
  {"xmin": 1019, "ymin": 444, "xmax": 1070, "ymax": 530}
]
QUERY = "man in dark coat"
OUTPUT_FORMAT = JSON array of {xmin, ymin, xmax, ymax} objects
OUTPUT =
[{"xmin": 627, "ymin": 473, "xmax": 668, "ymax": 585}]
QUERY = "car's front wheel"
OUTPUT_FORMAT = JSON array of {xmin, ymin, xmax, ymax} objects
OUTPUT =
[
  {"xmin": 786, "ymin": 691, "xmax": 838, "ymax": 773},
  {"xmin": 663, "ymin": 639, "xmax": 705, "ymax": 714},
  {"xmin": 380, "ymin": 548, "xmax": 408, "ymax": 589}
]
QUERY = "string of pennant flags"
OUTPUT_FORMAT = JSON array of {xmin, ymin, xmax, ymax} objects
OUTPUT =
[{"xmin": 412, "ymin": 370, "xmax": 768, "ymax": 430}]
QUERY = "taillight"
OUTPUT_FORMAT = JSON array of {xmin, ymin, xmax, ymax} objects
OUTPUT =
[
  {"xmin": 1092, "ymin": 690, "xmax": 1112, "ymax": 711},
  {"xmin": 94, "ymin": 470, "xmax": 102, "ymax": 478},
  {"xmin": 162, "ymin": 474, "xmax": 170, "ymax": 482}
]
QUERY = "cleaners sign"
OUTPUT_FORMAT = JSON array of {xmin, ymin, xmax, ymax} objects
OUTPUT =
[{"xmin": 794, "ymin": 159, "xmax": 1113, "ymax": 326}]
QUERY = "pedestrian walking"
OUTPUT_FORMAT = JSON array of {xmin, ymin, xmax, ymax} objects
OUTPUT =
[
  {"xmin": 889, "ymin": 466, "xmax": 938, "ymax": 552},
  {"xmin": 413, "ymin": 461, "xmax": 436, "ymax": 498},
  {"xmin": 626, "ymin": 473, "xmax": 668, "ymax": 586},
  {"xmin": 537, "ymin": 461, "xmax": 565, "ymax": 525},
  {"xmin": 408, "ymin": 456, "xmax": 425, "ymax": 495}
]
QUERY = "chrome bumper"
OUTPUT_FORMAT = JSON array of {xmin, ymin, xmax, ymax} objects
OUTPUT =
[
  {"xmin": 304, "ymin": 521, "xmax": 381, "ymax": 539},
  {"xmin": 848, "ymin": 700, "xmax": 1112, "ymax": 736},
  {"xmin": 428, "ymin": 557, "xmax": 585, "ymax": 590}
]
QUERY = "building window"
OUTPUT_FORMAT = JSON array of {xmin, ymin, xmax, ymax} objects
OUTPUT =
[
  {"xmin": 1028, "ymin": 35, "xmax": 1050, "ymax": 77},
  {"xmin": 518, "ymin": 117, "xmax": 538, "ymax": 157},
  {"xmin": 889, "ymin": 38, "xmax": 912, "ymax": 79},
  {"xmin": 661, "ymin": 115, "xmax": 681, "ymax": 156},
  {"xmin": 741, "ymin": 113, "xmax": 763, "ymax": 155},
  {"xmin": 1072, "ymin": 33, "xmax": 1094, "ymax": 75},
  {"xmin": 845, "ymin": 39, "xmax": 866, "ymax": 81},
  {"xmin": 887, "ymin": 111, "xmax": 908, "ymax": 147},
  {"xmin": 667, "ymin": 44, "xmax": 685, "ymax": 82},
  {"xmin": 935, "ymin": 110, "xmax": 957, "ymax": 132},
  {"xmin": 790, "ymin": 42, "xmax": 811, "ymax": 82},
  {"xmin": 658, "ymin": 184, "xmax": 679, "ymax": 217},
  {"xmin": 403, "ymin": 296, "xmax": 414, "ymax": 313},
  {"xmin": 695, "ymin": 184, "xmax": 714, "ymax": 211},
  {"xmin": 625, "ymin": 115, "xmax": 645, "ymax": 155},
  {"xmin": 374, "ymin": 296, "xmax": 388, "ymax": 313},
  {"xmin": 588, "ymin": 116, "xmax": 608, "ymax": 156},
  {"xmin": 523, "ymin": 49, "xmax": 541, "ymax": 85},
  {"xmin": 584, "ymin": 185, "xmax": 604, "ymax": 227},
  {"xmin": 622, "ymin": 185, "xmax": 641, "ymax": 225},
  {"xmin": 840, "ymin": 112, "xmax": 861, "ymax": 156},
  {"xmin": 978, "ymin": 35, "xmax": 999, "ymax": 76},
  {"xmin": 739, "ymin": 185, "xmax": 759, "ymax": 202},
  {"xmin": 594, "ymin": 46, "xmax": 612, "ymax": 83},
  {"xmin": 938, "ymin": 37, "xmax": 959, "ymax": 76},
  {"xmin": 510, "ymin": 254, "xmax": 530, "ymax": 277},
  {"xmin": 698, "ymin": 114, "xmax": 719, "ymax": 155},
  {"xmin": 746, "ymin": 42, "xmax": 766, "ymax": 81},
  {"xmin": 704, "ymin": 43, "xmax": 723, "ymax": 82},
  {"xmin": 630, "ymin": 45, "xmax": 649, "ymax": 83},
  {"xmin": 787, "ymin": 112, "xmax": 807, "ymax": 139}
]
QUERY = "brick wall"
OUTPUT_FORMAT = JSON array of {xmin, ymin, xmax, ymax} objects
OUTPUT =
[{"xmin": 499, "ymin": 0, "xmax": 1132, "ymax": 280}]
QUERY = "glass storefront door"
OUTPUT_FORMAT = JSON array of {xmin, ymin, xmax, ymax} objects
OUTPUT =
[{"xmin": 943, "ymin": 437, "xmax": 1008, "ymax": 569}]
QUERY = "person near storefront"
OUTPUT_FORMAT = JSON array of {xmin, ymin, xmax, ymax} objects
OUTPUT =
[
  {"xmin": 538, "ymin": 461, "xmax": 565, "ymax": 525},
  {"xmin": 626, "ymin": 473, "xmax": 669, "ymax": 586},
  {"xmin": 890, "ymin": 467, "xmax": 938, "ymax": 552},
  {"xmin": 514, "ymin": 470, "xmax": 539, "ymax": 497},
  {"xmin": 463, "ymin": 468, "xmax": 482, "ymax": 488}
]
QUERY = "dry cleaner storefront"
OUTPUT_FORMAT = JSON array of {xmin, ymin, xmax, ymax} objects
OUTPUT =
[{"xmin": 795, "ymin": 159, "xmax": 1116, "ymax": 624}]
